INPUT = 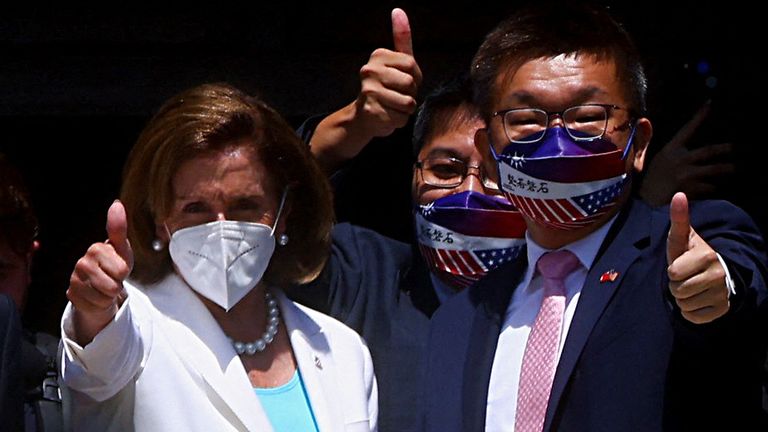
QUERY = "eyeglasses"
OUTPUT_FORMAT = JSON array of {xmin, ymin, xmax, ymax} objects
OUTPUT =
[
  {"xmin": 492, "ymin": 104, "xmax": 632, "ymax": 144},
  {"xmin": 415, "ymin": 157, "xmax": 499, "ymax": 190}
]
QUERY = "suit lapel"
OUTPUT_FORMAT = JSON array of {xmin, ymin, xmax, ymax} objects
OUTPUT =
[
  {"xmin": 276, "ymin": 290, "xmax": 345, "ymax": 432},
  {"xmin": 544, "ymin": 200, "xmax": 652, "ymax": 430},
  {"xmin": 146, "ymin": 274, "xmax": 273, "ymax": 432},
  {"xmin": 462, "ymin": 251, "xmax": 528, "ymax": 431}
]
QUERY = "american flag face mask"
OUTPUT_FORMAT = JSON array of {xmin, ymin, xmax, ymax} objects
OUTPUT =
[
  {"xmin": 492, "ymin": 127, "xmax": 635, "ymax": 231},
  {"xmin": 415, "ymin": 191, "xmax": 527, "ymax": 289}
]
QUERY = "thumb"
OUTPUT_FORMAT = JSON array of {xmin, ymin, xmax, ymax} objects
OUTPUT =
[
  {"xmin": 391, "ymin": 8, "xmax": 413, "ymax": 56},
  {"xmin": 106, "ymin": 199, "xmax": 133, "ymax": 268},
  {"xmin": 667, "ymin": 192, "xmax": 691, "ymax": 264}
]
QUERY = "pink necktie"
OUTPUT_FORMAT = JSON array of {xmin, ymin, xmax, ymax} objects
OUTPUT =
[{"xmin": 515, "ymin": 249, "xmax": 580, "ymax": 432}]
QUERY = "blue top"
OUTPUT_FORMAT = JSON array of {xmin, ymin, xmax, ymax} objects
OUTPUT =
[{"xmin": 254, "ymin": 370, "xmax": 319, "ymax": 432}]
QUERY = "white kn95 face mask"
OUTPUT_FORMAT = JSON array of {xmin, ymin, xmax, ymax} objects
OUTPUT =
[{"xmin": 168, "ymin": 190, "xmax": 287, "ymax": 311}]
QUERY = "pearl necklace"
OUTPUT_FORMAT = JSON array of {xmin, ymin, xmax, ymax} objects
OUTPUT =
[{"xmin": 229, "ymin": 290, "xmax": 280, "ymax": 356}]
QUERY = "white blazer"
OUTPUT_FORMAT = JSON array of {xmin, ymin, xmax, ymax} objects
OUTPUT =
[{"xmin": 60, "ymin": 274, "xmax": 378, "ymax": 431}]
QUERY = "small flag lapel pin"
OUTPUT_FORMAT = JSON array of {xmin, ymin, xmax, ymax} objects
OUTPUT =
[{"xmin": 600, "ymin": 269, "xmax": 619, "ymax": 283}]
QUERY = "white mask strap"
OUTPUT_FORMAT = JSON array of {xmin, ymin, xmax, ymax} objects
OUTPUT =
[{"xmin": 271, "ymin": 188, "xmax": 289, "ymax": 236}]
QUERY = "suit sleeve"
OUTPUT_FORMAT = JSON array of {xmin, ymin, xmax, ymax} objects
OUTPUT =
[
  {"xmin": 287, "ymin": 223, "xmax": 411, "ymax": 332},
  {"xmin": 665, "ymin": 200, "xmax": 768, "ymax": 425},
  {"xmin": 690, "ymin": 200, "xmax": 768, "ymax": 315},
  {"xmin": 60, "ymin": 284, "xmax": 148, "ymax": 402},
  {"xmin": 362, "ymin": 340, "xmax": 379, "ymax": 432}
]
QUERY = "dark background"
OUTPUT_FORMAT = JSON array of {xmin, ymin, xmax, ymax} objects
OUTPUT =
[{"xmin": 1, "ymin": 1, "xmax": 764, "ymax": 334}]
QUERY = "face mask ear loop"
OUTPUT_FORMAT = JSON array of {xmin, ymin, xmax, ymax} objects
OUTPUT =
[
  {"xmin": 270, "ymin": 188, "xmax": 289, "ymax": 236},
  {"xmin": 487, "ymin": 132, "xmax": 510, "ymax": 196},
  {"xmin": 621, "ymin": 123, "xmax": 638, "ymax": 160},
  {"xmin": 489, "ymin": 133, "xmax": 503, "ymax": 162}
]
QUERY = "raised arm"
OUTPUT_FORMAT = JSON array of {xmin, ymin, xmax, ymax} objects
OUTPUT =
[
  {"xmin": 67, "ymin": 200, "xmax": 132, "ymax": 345},
  {"xmin": 310, "ymin": 8, "xmax": 422, "ymax": 172}
]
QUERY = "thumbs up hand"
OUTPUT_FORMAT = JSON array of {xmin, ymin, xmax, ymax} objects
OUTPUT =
[
  {"xmin": 667, "ymin": 192, "xmax": 730, "ymax": 324},
  {"xmin": 308, "ymin": 8, "xmax": 423, "ymax": 172},
  {"xmin": 355, "ymin": 8, "xmax": 422, "ymax": 138},
  {"xmin": 68, "ymin": 200, "xmax": 133, "ymax": 345}
]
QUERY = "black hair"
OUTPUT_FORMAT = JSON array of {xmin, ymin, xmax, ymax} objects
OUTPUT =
[
  {"xmin": 471, "ymin": 3, "xmax": 647, "ymax": 121},
  {"xmin": 412, "ymin": 72, "xmax": 481, "ymax": 157}
]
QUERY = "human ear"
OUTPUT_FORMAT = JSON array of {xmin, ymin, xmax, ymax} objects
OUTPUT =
[{"xmin": 632, "ymin": 117, "xmax": 653, "ymax": 172}]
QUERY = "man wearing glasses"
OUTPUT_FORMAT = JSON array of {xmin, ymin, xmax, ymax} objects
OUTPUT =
[
  {"xmin": 289, "ymin": 10, "xmax": 526, "ymax": 432},
  {"xmin": 424, "ymin": 4, "xmax": 767, "ymax": 431},
  {"xmin": 294, "ymin": 74, "xmax": 525, "ymax": 432}
]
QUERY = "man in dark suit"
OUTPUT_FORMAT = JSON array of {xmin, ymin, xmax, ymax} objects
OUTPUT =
[
  {"xmin": 294, "ymin": 74, "xmax": 526, "ymax": 431},
  {"xmin": 424, "ymin": 4, "xmax": 768, "ymax": 431},
  {"xmin": 290, "ymin": 10, "xmax": 527, "ymax": 432}
]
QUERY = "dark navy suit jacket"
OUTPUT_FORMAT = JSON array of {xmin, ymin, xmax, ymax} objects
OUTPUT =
[
  {"xmin": 289, "ymin": 223, "xmax": 439, "ymax": 432},
  {"xmin": 425, "ymin": 199, "xmax": 768, "ymax": 431}
]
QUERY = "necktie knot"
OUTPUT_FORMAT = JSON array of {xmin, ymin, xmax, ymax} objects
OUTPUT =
[{"xmin": 537, "ymin": 249, "xmax": 580, "ymax": 281}]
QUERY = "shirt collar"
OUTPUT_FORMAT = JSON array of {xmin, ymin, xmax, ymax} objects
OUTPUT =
[
  {"xmin": 430, "ymin": 214, "xmax": 620, "ymax": 302},
  {"xmin": 524, "ymin": 214, "xmax": 620, "ymax": 281}
]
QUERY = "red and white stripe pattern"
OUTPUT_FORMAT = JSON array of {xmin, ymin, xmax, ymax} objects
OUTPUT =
[
  {"xmin": 415, "ymin": 214, "xmax": 525, "ymax": 288},
  {"xmin": 498, "ymin": 158, "xmax": 627, "ymax": 230},
  {"xmin": 417, "ymin": 245, "xmax": 486, "ymax": 288}
]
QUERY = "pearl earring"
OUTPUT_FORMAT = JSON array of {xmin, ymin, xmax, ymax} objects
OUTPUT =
[
  {"xmin": 151, "ymin": 239, "xmax": 165, "ymax": 252},
  {"xmin": 278, "ymin": 234, "xmax": 289, "ymax": 246}
]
